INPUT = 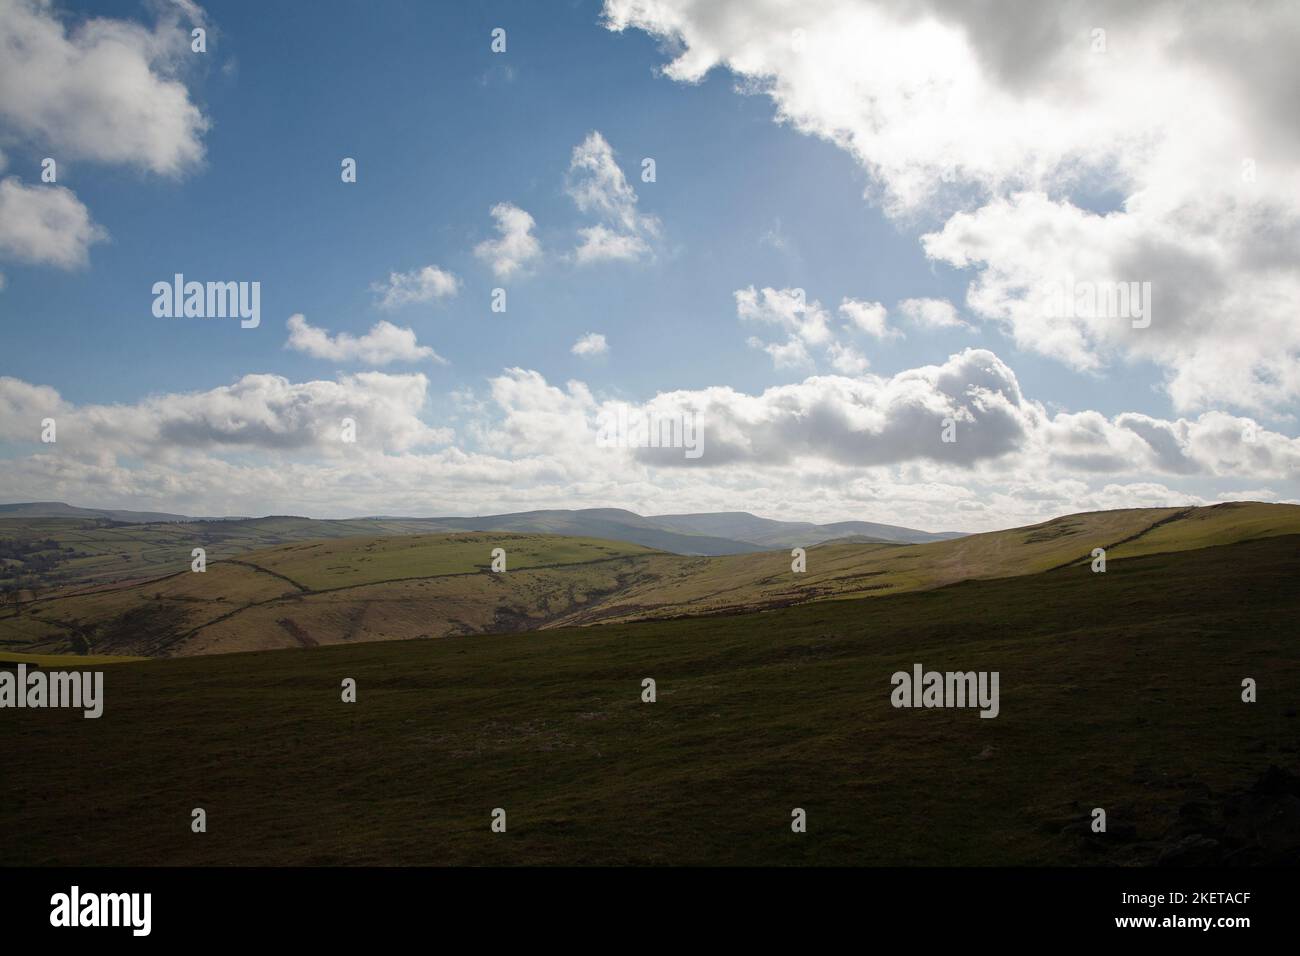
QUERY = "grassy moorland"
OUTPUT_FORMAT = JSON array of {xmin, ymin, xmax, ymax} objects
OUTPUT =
[
  {"xmin": 3, "ymin": 502, "xmax": 1297, "ymax": 659},
  {"xmin": 1, "ymin": 533, "xmax": 1296, "ymax": 866},
  {"xmin": 0, "ymin": 504, "xmax": 964, "ymax": 596},
  {"xmin": 0, "ymin": 533, "xmax": 658, "ymax": 657},
  {"xmin": 0, "ymin": 515, "xmax": 512, "ymax": 594}
]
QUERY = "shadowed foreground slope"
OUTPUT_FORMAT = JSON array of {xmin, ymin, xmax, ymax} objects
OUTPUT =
[{"xmin": 2, "ymin": 534, "xmax": 1296, "ymax": 866}]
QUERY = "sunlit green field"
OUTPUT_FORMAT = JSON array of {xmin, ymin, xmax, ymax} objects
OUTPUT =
[
  {"xmin": 0, "ymin": 534, "xmax": 662, "ymax": 657},
  {"xmin": 4, "ymin": 503, "xmax": 1298, "ymax": 659},
  {"xmin": 245, "ymin": 532, "xmax": 657, "ymax": 591},
  {"xmin": 0, "ymin": 514, "xmax": 497, "ymax": 590}
]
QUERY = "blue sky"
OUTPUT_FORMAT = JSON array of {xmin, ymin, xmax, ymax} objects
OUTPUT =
[
  {"xmin": 2, "ymin": 0, "xmax": 1162, "ymax": 411},
  {"xmin": 1, "ymin": 0, "xmax": 1297, "ymax": 529}
]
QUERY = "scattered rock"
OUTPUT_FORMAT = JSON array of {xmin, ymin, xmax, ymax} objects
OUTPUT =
[{"xmin": 1158, "ymin": 765, "xmax": 1300, "ymax": 866}]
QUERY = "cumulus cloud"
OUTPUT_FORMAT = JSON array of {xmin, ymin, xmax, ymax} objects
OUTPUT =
[
  {"xmin": 826, "ymin": 341, "xmax": 869, "ymax": 374},
  {"xmin": 738, "ymin": 286, "xmax": 840, "ymax": 369},
  {"xmin": 921, "ymin": 191, "xmax": 1300, "ymax": 411},
  {"xmin": 3, "ymin": 346, "xmax": 1297, "ymax": 527},
  {"xmin": 475, "ymin": 368, "xmax": 598, "ymax": 460},
  {"xmin": 748, "ymin": 335, "xmax": 812, "ymax": 370},
  {"xmin": 0, "ymin": 0, "xmax": 209, "ymax": 177},
  {"xmin": 736, "ymin": 286, "xmax": 831, "ymax": 345},
  {"xmin": 602, "ymin": 0, "xmax": 1300, "ymax": 412},
  {"xmin": 664, "ymin": 348, "xmax": 1034, "ymax": 468},
  {"xmin": 473, "ymin": 346, "xmax": 1300, "ymax": 482},
  {"xmin": 897, "ymin": 297, "xmax": 970, "ymax": 332},
  {"xmin": 573, "ymin": 224, "xmax": 650, "ymax": 264},
  {"xmin": 571, "ymin": 332, "xmax": 609, "ymax": 358},
  {"xmin": 370, "ymin": 265, "xmax": 460, "ymax": 310},
  {"xmin": 474, "ymin": 202, "xmax": 541, "ymax": 278},
  {"xmin": 0, "ymin": 371, "xmax": 449, "ymax": 458},
  {"xmin": 566, "ymin": 131, "xmax": 660, "ymax": 264},
  {"xmin": 285, "ymin": 314, "xmax": 446, "ymax": 366},
  {"xmin": 482, "ymin": 349, "xmax": 1033, "ymax": 469},
  {"xmin": 0, "ymin": 377, "xmax": 68, "ymax": 431},
  {"xmin": 839, "ymin": 298, "xmax": 898, "ymax": 340},
  {"xmin": 0, "ymin": 178, "xmax": 107, "ymax": 268},
  {"xmin": 566, "ymin": 131, "xmax": 644, "ymax": 230},
  {"xmin": 742, "ymin": 287, "xmax": 902, "ymax": 372}
]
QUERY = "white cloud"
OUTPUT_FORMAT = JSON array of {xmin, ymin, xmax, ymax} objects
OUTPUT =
[
  {"xmin": 0, "ymin": 371, "xmax": 449, "ymax": 457},
  {"xmin": 474, "ymin": 202, "xmax": 541, "ymax": 278},
  {"xmin": 574, "ymin": 224, "xmax": 650, "ymax": 264},
  {"xmin": 839, "ymin": 298, "xmax": 898, "ymax": 340},
  {"xmin": 370, "ymin": 265, "xmax": 460, "ymax": 310},
  {"xmin": 285, "ymin": 314, "xmax": 446, "ymax": 366},
  {"xmin": 566, "ymin": 130, "xmax": 643, "ymax": 231},
  {"xmin": 738, "ymin": 286, "xmax": 836, "ymax": 371},
  {"xmin": 920, "ymin": 191, "xmax": 1300, "ymax": 411},
  {"xmin": 0, "ymin": 0, "xmax": 209, "ymax": 177},
  {"xmin": 475, "ymin": 347, "xmax": 1300, "ymax": 482},
  {"xmin": 602, "ymin": 0, "xmax": 1300, "ymax": 412},
  {"xmin": 475, "ymin": 368, "xmax": 599, "ymax": 460},
  {"xmin": 0, "ymin": 177, "xmax": 107, "ymax": 268},
  {"xmin": 897, "ymin": 297, "xmax": 970, "ymax": 331},
  {"xmin": 736, "ymin": 286, "xmax": 831, "ymax": 345},
  {"xmin": 571, "ymin": 332, "xmax": 609, "ymax": 358},
  {"xmin": 748, "ymin": 335, "xmax": 812, "ymax": 370},
  {"xmin": 742, "ymin": 288, "xmax": 901, "ymax": 372},
  {"xmin": 826, "ymin": 341, "xmax": 869, "ymax": 375},
  {"xmin": 652, "ymin": 348, "xmax": 1035, "ymax": 468},
  {"xmin": 0, "ymin": 377, "xmax": 66, "ymax": 430},
  {"xmin": 3, "ymin": 348, "xmax": 1298, "ymax": 529},
  {"xmin": 566, "ymin": 130, "xmax": 660, "ymax": 264}
]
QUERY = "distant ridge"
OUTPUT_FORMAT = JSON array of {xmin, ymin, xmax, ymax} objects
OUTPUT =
[
  {"xmin": 386, "ymin": 507, "xmax": 963, "ymax": 551},
  {"xmin": 0, "ymin": 501, "xmax": 193, "ymax": 523},
  {"xmin": 0, "ymin": 501, "xmax": 964, "ymax": 555},
  {"xmin": 645, "ymin": 511, "xmax": 964, "ymax": 546}
]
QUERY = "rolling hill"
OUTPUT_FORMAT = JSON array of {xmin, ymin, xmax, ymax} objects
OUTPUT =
[
  {"xmin": 0, "ymin": 533, "xmax": 660, "ymax": 657},
  {"xmin": 0, "ymin": 501, "xmax": 196, "ymax": 523},
  {"xmin": 3, "ymin": 501, "xmax": 1296, "ymax": 659},
  {"xmin": 0, "ymin": 503, "xmax": 963, "ymax": 595},
  {"xmin": 644, "ymin": 511, "xmax": 964, "ymax": 546},
  {"xmin": 406, "ymin": 509, "xmax": 765, "ymax": 555}
]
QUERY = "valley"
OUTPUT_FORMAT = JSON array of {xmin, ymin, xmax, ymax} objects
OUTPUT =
[{"xmin": 2, "ymin": 501, "xmax": 1296, "ymax": 659}]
